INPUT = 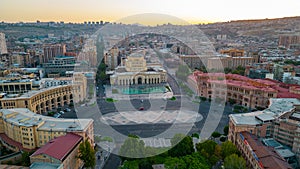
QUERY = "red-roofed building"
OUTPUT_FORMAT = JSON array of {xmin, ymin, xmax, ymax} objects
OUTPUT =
[
  {"xmin": 30, "ymin": 133, "xmax": 83, "ymax": 169},
  {"xmin": 192, "ymin": 71, "xmax": 300, "ymax": 109},
  {"xmin": 237, "ymin": 131, "xmax": 292, "ymax": 169}
]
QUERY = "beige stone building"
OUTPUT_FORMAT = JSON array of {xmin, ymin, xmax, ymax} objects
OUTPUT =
[
  {"xmin": 30, "ymin": 133, "xmax": 84, "ymax": 169},
  {"xmin": 0, "ymin": 83, "xmax": 85, "ymax": 114},
  {"xmin": 0, "ymin": 108, "xmax": 93, "ymax": 152},
  {"xmin": 110, "ymin": 53, "xmax": 167, "ymax": 85}
]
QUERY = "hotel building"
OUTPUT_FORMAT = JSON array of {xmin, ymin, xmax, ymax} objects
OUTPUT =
[{"xmin": 0, "ymin": 108, "xmax": 93, "ymax": 152}]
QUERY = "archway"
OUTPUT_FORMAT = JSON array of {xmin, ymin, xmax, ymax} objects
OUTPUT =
[{"xmin": 138, "ymin": 77, "xmax": 142, "ymax": 84}]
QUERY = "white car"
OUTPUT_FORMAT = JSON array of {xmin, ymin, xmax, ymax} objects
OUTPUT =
[{"xmin": 59, "ymin": 111, "xmax": 65, "ymax": 114}]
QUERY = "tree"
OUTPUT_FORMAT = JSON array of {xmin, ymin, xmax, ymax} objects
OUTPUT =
[
  {"xmin": 78, "ymin": 140, "xmax": 96, "ymax": 168},
  {"xmin": 21, "ymin": 151, "xmax": 32, "ymax": 166},
  {"xmin": 119, "ymin": 160, "xmax": 139, "ymax": 169},
  {"xmin": 169, "ymin": 134, "xmax": 194, "ymax": 157},
  {"xmin": 224, "ymin": 154, "xmax": 246, "ymax": 169},
  {"xmin": 196, "ymin": 140, "xmax": 217, "ymax": 158},
  {"xmin": 183, "ymin": 154, "xmax": 210, "ymax": 169},
  {"xmin": 196, "ymin": 140, "xmax": 221, "ymax": 165},
  {"xmin": 176, "ymin": 65, "xmax": 192, "ymax": 81},
  {"xmin": 119, "ymin": 135, "xmax": 145, "ymax": 159},
  {"xmin": 164, "ymin": 157, "xmax": 187, "ymax": 169},
  {"xmin": 221, "ymin": 141, "xmax": 239, "ymax": 159},
  {"xmin": 223, "ymin": 126, "xmax": 229, "ymax": 136},
  {"xmin": 211, "ymin": 131, "xmax": 221, "ymax": 138}
]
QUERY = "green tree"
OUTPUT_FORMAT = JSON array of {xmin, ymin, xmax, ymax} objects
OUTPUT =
[
  {"xmin": 211, "ymin": 131, "xmax": 221, "ymax": 138},
  {"xmin": 196, "ymin": 140, "xmax": 221, "ymax": 165},
  {"xmin": 223, "ymin": 126, "xmax": 229, "ymax": 136},
  {"xmin": 224, "ymin": 154, "xmax": 246, "ymax": 169},
  {"xmin": 119, "ymin": 135, "xmax": 145, "ymax": 159},
  {"xmin": 168, "ymin": 134, "xmax": 194, "ymax": 157},
  {"xmin": 221, "ymin": 141, "xmax": 239, "ymax": 159},
  {"xmin": 196, "ymin": 140, "xmax": 217, "ymax": 158},
  {"xmin": 21, "ymin": 151, "xmax": 32, "ymax": 166},
  {"xmin": 119, "ymin": 160, "xmax": 139, "ymax": 169},
  {"xmin": 78, "ymin": 140, "xmax": 96, "ymax": 168},
  {"xmin": 184, "ymin": 154, "xmax": 210, "ymax": 169},
  {"xmin": 164, "ymin": 157, "xmax": 187, "ymax": 169},
  {"xmin": 176, "ymin": 65, "xmax": 192, "ymax": 81}
]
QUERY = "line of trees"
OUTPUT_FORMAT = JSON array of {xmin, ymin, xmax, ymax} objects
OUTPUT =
[{"xmin": 118, "ymin": 133, "xmax": 246, "ymax": 169}]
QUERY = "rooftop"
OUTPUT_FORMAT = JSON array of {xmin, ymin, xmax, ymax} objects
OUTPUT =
[
  {"xmin": 31, "ymin": 133, "xmax": 82, "ymax": 161},
  {"xmin": 30, "ymin": 162, "xmax": 61, "ymax": 169},
  {"xmin": 240, "ymin": 131, "xmax": 292, "ymax": 169},
  {"xmin": 230, "ymin": 98, "xmax": 300, "ymax": 125},
  {"xmin": 0, "ymin": 108, "xmax": 92, "ymax": 131}
]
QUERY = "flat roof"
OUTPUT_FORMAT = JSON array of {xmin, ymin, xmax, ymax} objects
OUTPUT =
[
  {"xmin": 30, "ymin": 162, "xmax": 61, "ymax": 169},
  {"xmin": 230, "ymin": 98, "xmax": 300, "ymax": 125},
  {"xmin": 0, "ymin": 108, "xmax": 92, "ymax": 131},
  {"xmin": 262, "ymin": 138, "xmax": 283, "ymax": 148},
  {"xmin": 276, "ymin": 149, "xmax": 295, "ymax": 158},
  {"xmin": 18, "ymin": 85, "xmax": 70, "ymax": 99}
]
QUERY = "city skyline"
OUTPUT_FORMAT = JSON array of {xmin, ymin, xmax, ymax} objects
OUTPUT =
[{"xmin": 1, "ymin": 0, "xmax": 300, "ymax": 25}]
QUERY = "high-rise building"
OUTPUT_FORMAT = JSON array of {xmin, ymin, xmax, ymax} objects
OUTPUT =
[
  {"xmin": 0, "ymin": 32, "xmax": 8, "ymax": 55},
  {"xmin": 42, "ymin": 44, "xmax": 66, "ymax": 63},
  {"xmin": 278, "ymin": 35, "xmax": 300, "ymax": 49}
]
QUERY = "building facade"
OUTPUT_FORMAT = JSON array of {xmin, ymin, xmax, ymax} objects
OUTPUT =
[
  {"xmin": 229, "ymin": 98, "xmax": 300, "ymax": 164},
  {"xmin": 42, "ymin": 56, "xmax": 78, "ymax": 77},
  {"xmin": 278, "ymin": 35, "xmax": 300, "ymax": 49},
  {"xmin": 42, "ymin": 44, "xmax": 66, "ymax": 64},
  {"xmin": 236, "ymin": 131, "xmax": 292, "ymax": 169},
  {"xmin": 110, "ymin": 53, "xmax": 167, "ymax": 85},
  {"xmin": 30, "ymin": 133, "xmax": 84, "ymax": 169},
  {"xmin": 0, "ymin": 80, "xmax": 32, "ymax": 94},
  {"xmin": 0, "ymin": 32, "xmax": 7, "ymax": 55},
  {"xmin": 193, "ymin": 71, "xmax": 278, "ymax": 109},
  {"xmin": 10, "ymin": 52, "xmax": 32, "ymax": 67},
  {"xmin": 0, "ymin": 108, "xmax": 93, "ymax": 152},
  {"xmin": 0, "ymin": 84, "xmax": 85, "ymax": 114}
]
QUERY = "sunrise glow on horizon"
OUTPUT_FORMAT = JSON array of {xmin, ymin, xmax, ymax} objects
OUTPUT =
[{"xmin": 1, "ymin": 0, "xmax": 299, "ymax": 25}]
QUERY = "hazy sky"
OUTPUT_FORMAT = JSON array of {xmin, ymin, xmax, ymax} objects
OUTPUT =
[{"xmin": 0, "ymin": 0, "xmax": 299, "ymax": 24}]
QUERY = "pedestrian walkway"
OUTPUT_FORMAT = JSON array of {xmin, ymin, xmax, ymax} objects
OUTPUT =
[
  {"xmin": 101, "ymin": 109, "xmax": 202, "ymax": 125},
  {"xmin": 141, "ymin": 138, "xmax": 171, "ymax": 148}
]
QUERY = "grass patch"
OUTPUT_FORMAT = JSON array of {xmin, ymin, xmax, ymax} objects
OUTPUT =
[
  {"xmin": 106, "ymin": 98, "xmax": 117, "ymax": 102},
  {"xmin": 89, "ymin": 84, "xmax": 94, "ymax": 96},
  {"xmin": 192, "ymin": 100, "xmax": 200, "ymax": 104},
  {"xmin": 169, "ymin": 96, "xmax": 176, "ymax": 101},
  {"xmin": 100, "ymin": 136, "xmax": 114, "ymax": 142}
]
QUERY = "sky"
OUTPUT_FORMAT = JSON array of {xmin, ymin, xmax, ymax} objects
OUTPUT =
[{"xmin": 0, "ymin": 0, "xmax": 299, "ymax": 25}]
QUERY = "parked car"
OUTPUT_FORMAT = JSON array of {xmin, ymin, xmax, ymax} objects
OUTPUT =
[
  {"xmin": 64, "ymin": 108, "xmax": 71, "ymax": 112},
  {"xmin": 54, "ymin": 113, "xmax": 61, "ymax": 118},
  {"xmin": 59, "ymin": 111, "xmax": 65, "ymax": 114}
]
